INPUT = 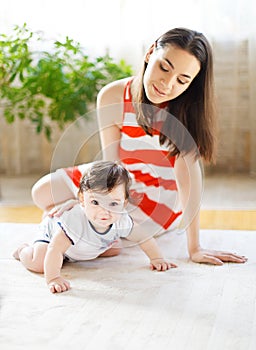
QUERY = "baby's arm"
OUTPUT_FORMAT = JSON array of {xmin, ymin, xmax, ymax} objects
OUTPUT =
[
  {"xmin": 44, "ymin": 229, "xmax": 72, "ymax": 293},
  {"xmin": 139, "ymin": 237, "xmax": 177, "ymax": 271}
]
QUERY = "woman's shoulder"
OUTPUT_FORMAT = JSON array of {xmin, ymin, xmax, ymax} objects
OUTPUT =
[{"xmin": 97, "ymin": 77, "xmax": 133, "ymax": 107}]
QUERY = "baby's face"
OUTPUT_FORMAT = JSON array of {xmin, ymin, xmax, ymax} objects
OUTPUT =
[{"xmin": 81, "ymin": 184, "xmax": 126, "ymax": 232}]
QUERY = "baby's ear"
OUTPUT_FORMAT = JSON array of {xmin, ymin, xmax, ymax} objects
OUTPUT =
[{"xmin": 78, "ymin": 191, "xmax": 84, "ymax": 206}]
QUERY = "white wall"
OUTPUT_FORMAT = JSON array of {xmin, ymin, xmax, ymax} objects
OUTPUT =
[
  {"xmin": 1, "ymin": 0, "xmax": 253, "ymax": 69},
  {"xmin": 0, "ymin": 0, "xmax": 255, "ymax": 174}
]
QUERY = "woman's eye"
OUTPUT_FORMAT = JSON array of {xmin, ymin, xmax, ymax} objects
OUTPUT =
[
  {"xmin": 177, "ymin": 78, "xmax": 186, "ymax": 85},
  {"xmin": 160, "ymin": 63, "xmax": 169, "ymax": 72},
  {"xmin": 91, "ymin": 200, "xmax": 99, "ymax": 205}
]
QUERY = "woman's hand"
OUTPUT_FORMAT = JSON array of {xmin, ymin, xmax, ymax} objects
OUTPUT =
[
  {"xmin": 48, "ymin": 199, "xmax": 79, "ymax": 218},
  {"xmin": 150, "ymin": 258, "xmax": 177, "ymax": 271},
  {"xmin": 190, "ymin": 248, "xmax": 248, "ymax": 265},
  {"xmin": 47, "ymin": 276, "xmax": 71, "ymax": 294}
]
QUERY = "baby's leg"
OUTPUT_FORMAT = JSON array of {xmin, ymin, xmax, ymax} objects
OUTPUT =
[
  {"xmin": 100, "ymin": 239, "xmax": 122, "ymax": 257},
  {"xmin": 14, "ymin": 242, "xmax": 49, "ymax": 273},
  {"xmin": 13, "ymin": 243, "xmax": 29, "ymax": 260}
]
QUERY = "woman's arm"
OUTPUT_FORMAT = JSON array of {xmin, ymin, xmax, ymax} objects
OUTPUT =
[
  {"xmin": 174, "ymin": 154, "xmax": 202, "ymax": 256},
  {"xmin": 174, "ymin": 155, "xmax": 247, "ymax": 264},
  {"xmin": 44, "ymin": 229, "xmax": 72, "ymax": 293},
  {"xmin": 96, "ymin": 78, "xmax": 129, "ymax": 160},
  {"xmin": 31, "ymin": 78, "xmax": 129, "ymax": 212}
]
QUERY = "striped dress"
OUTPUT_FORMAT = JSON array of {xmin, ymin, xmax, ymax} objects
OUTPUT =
[{"xmin": 59, "ymin": 78, "xmax": 182, "ymax": 237}]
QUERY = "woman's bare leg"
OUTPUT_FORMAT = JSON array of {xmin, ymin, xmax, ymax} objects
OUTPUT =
[{"xmin": 31, "ymin": 172, "xmax": 76, "ymax": 212}]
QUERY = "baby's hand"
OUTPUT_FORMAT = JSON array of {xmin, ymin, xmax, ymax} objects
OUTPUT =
[
  {"xmin": 47, "ymin": 277, "xmax": 71, "ymax": 293},
  {"xmin": 150, "ymin": 258, "xmax": 177, "ymax": 271}
]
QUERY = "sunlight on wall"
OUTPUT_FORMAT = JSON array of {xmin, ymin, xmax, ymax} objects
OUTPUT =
[
  {"xmin": 0, "ymin": 0, "xmax": 254, "ymax": 68},
  {"xmin": 0, "ymin": 0, "xmax": 121, "ymax": 56},
  {"xmin": 1, "ymin": 0, "xmax": 256, "ymax": 174}
]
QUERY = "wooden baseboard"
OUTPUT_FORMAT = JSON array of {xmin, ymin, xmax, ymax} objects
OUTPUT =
[
  {"xmin": 0, "ymin": 206, "xmax": 43, "ymax": 223},
  {"xmin": 200, "ymin": 209, "xmax": 256, "ymax": 230},
  {"xmin": 0, "ymin": 206, "xmax": 255, "ymax": 230}
]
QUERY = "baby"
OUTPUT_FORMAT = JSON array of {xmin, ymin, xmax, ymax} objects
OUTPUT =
[{"xmin": 13, "ymin": 161, "xmax": 175, "ymax": 293}]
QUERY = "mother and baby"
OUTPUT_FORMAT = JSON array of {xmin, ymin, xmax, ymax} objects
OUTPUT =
[{"xmin": 13, "ymin": 28, "xmax": 247, "ymax": 293}]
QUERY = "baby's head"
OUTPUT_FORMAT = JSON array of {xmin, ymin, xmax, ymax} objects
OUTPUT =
[
  {"xmin": 78, "ymin": 161, "xmax": 132, "ymax": 231},
  {"xmin": 79, "ymin": 161, "xmax": 131, "ymax": 199}
]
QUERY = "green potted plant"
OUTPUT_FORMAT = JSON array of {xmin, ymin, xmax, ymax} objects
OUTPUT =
[{"xmin": 0, "ymin": 23, "xmax": 133, "ymax": 140}]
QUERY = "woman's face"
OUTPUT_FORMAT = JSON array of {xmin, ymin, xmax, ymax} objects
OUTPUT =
[{"xmin": 143, "ymin": 44, "xmax": 201, "ymax": 106}]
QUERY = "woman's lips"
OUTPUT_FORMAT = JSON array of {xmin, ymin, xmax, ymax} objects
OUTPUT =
[{"xmin": 153, "ymin": 84, "xmax": 166, "ymax": 96}]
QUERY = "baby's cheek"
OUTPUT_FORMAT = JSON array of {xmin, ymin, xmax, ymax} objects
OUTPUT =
[{"xmin": 112, "ymin": 213, "xmax": 121, "ymax": 222}]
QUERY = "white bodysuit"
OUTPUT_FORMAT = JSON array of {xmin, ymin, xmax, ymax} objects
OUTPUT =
[{"xmin": 35, "ymin": 204, "xmax": 133, "ymax": 261}]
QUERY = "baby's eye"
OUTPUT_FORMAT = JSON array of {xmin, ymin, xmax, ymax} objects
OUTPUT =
[
  {"xmin": 91, "ymin": 199, "xmax": 99, "ymax": 205},
  {"xmin": 109, "ymin": 202, "xmax": 119, "ymax": 207}
]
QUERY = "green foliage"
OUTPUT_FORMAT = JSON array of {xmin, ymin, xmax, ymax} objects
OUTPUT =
[{"xmin": 0, "ymin": 24, "xmax": 133, "ymax": 140}]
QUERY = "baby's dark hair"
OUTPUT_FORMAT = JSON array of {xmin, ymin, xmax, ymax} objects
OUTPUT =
[{"xmin": 79, "ymin": 161, "xmax": 131, "ymax": 200}]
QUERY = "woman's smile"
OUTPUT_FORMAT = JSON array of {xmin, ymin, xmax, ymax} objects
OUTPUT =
[{"xmin": 152, "ymin": 84, "xmax": 167, "ymax": 97}]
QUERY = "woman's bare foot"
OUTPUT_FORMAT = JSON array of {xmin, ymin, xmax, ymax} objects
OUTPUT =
[{"xmin": 13, "ymin": 243, "xmax": 29, "ymax": 260}]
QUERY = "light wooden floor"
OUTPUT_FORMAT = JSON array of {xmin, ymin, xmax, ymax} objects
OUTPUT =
[
  {"xmin": 0, "ymin": 173, "xmax": 255, "ymax": 229},
  {"xmin": 0, "ymin": 205, "xmax": 255, "ymax": 230}
]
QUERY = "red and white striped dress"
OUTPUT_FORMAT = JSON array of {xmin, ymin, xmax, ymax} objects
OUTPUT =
[{"xmin": 59, "ymin": 78, "xmax": 182, "ymax": 236}]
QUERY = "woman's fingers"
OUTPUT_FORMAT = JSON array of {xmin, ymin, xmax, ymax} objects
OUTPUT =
[
  {"xmin": 199, "ymin": 254, "xmax": 224, "ymax": 265},
  {"xmin": 191, "ymin": 249, "xmax": 248, "ymax": 265},
  {"xmin": 216, "ymin": 253, "xmax": 247, "ymax": 263}
]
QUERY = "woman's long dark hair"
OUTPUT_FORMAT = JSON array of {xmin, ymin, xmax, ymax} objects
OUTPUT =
[{"xmin": 132, "ymin": 27, "xmax": 217, "ymax": 163}]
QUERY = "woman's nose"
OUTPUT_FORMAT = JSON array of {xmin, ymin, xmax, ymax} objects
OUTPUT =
[{"xmin": 161, "ymin": 75, "xmax": 175, "ymax": 90}]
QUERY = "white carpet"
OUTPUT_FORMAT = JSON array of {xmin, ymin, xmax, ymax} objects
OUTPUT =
[{"xmin": 1, "ymin": 223, "xmax": 256, "ymax": 350}]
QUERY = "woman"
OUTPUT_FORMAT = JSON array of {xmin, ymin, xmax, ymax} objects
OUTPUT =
[{"xmin": 32, "ymin": 28, "xmax": 246, "ymax": 265}]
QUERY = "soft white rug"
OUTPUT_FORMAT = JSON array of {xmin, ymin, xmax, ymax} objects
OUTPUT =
[{"xmin": 0, "ymin": 223, "xmax": 256, "ymax": 350}]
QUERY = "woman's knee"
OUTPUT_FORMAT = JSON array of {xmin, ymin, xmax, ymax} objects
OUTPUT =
[
  {"xmin": 32, "ymin": 172, "xmax": 75, "ymax": 211},
  {"xmin": 31, "ymin": 174, "xmax": 53, "ymax": 210}
]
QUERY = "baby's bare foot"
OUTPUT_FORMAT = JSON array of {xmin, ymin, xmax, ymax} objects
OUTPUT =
[{"xmin": 13, "ymin": 243, "xmax": 29, "ymax": 260}]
